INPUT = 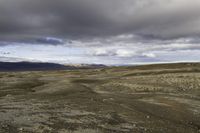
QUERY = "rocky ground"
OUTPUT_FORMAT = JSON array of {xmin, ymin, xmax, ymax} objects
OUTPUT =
[{"xmin": 0, "ymin": 63, "xmax": 200, "ymax": 133}]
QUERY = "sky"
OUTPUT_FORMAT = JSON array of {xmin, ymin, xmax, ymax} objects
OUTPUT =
[{"xmin": 0, "ymin": 0, "xmax": 200, "ymax": 65}]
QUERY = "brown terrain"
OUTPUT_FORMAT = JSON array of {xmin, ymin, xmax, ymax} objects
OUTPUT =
[{"xmin": 0, "ymin": 63, "xmax": 200, "ymax": 133}]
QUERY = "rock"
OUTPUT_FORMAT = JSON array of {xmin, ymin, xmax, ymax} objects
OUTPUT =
[{"xmin": 19, "ymin": 127, "xmax": 24, "ymax": 131}]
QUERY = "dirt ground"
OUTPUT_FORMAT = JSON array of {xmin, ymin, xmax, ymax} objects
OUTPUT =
[{"xmin": 0, "ymin": 63, "xmax": 200, "ymax": 133}]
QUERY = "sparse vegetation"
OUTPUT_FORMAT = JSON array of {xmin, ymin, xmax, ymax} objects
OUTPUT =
[{"xmin": 0, "ymin": 63, "xmax": 200, "ymax": 133}]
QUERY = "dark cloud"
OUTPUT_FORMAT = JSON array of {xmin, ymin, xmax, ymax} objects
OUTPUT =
[
  {"xmin": 0, "ymin": 0, "xmax": 200, "ymax": 42},
  {"xmin": 35, "ymin": 37, "xmax": 64, "ymax": 45}
]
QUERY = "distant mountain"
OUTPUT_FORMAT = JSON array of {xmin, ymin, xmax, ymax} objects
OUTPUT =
[
  {"xmin": 65, "ymin": 64, "xmax": 106, "ymax": 69},
  {"xmin": 0, "ymin": 62, "xmax": 107, "ymax": 72},
  {"xmin": 0, "ymin": 62, "xmax": 75, "ymax": 71}
]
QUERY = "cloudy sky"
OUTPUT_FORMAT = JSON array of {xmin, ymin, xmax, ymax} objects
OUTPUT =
[{"xmin": 0, "ymin": 0, "xmax": 200, "ymax": 65}]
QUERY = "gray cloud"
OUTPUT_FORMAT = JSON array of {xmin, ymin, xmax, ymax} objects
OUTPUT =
[
  {"xmin": 0, "ymin": 56, "xmax": 39, "ymax": 62},
  {"xmin": 0, "ymin": 0, "xmax": 200, "ymax": 42},
  {"xmin": 35, "ymin": 37, "xmax": 64, "ymax": 45}
]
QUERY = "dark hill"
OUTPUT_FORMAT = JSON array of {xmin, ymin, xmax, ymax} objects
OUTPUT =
[{"xmin": 0, "ymin": 62, "xmax": 75, "ymax": 71}]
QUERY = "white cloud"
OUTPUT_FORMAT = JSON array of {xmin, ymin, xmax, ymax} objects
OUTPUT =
[
  {"xmin": 142, "ymin": 53, "xmax": 156, "ymax": 58},
  {"xmin": 0, "ymin": 37, "xmax": 200, "ymax": 65},
  {"xmin": 115, "ymin": 49, "xmax": 136, "ymax": 57}
]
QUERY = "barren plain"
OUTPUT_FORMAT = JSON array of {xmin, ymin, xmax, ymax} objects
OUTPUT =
[{"xmin": 0, "ymin": 63, "xmax": 200, "ymax": 133}]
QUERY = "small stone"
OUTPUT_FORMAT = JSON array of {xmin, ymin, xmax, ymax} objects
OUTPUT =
[
  {"xmin": 6, "ymin": 94, "xmax": 12, "ymax": 97},
  {"xmin": 19, "ymin": 127, "xmax": 24, "ymax": 131}
]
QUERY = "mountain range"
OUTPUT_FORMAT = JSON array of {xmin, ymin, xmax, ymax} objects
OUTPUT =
[{"xmin": 0, "ymin": 62, "xmax": 105, "ymax": 71}]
